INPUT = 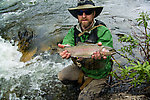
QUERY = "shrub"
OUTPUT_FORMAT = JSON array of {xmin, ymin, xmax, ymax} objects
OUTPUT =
[{"xmin": 112, "ymin": 12, "xmax": 150, "ymax": 88}]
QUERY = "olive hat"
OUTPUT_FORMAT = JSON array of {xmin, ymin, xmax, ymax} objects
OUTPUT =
[{"xmin": 68, "ymin": 0, "xmax": 103, "ymax": 19}]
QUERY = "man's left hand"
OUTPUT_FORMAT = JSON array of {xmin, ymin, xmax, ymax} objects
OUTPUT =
[{"xmin": 91, "ymin": 42, "xmax": 107, "ymax": 60}]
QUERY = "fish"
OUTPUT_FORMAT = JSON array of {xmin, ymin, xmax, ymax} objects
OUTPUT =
[{"xmin": 56, "ymin": 43, "xmax": 116, "ymax": 58}]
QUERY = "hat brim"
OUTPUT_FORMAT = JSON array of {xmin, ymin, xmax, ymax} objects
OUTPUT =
[{"xmin": 68, "ymin": 5, "xmax": 103, "ymax": 19}]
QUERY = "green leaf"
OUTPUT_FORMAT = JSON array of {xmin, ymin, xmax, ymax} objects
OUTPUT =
[
  {"xmin": 138, "ymin": 21, "xmax": 143, "ymax": 26},
  {"xmin": 136, "ymin": 18, "xmax": 143, "ymax": 22},
  {"xmin": 129, "ymin": 72, "xmax": 137, "ymax": 78},
  {"xmin": 144, "ymin": 21, "xmax": 148, "ymax": 28}
]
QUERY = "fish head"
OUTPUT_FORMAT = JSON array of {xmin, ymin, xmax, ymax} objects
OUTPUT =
[{"xmin": 101, "ymin": 46, "xmax": 116, "ymax": 56}]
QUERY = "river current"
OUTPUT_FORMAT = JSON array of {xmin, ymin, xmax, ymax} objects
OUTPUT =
[{"xmin": 0, "ymin": 0, "xmax": 150, "ymax": 99}]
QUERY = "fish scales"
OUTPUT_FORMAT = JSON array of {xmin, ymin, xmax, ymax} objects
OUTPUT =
[
  {"xmin": 57, "ymin": 43, "xmax": 116, "ymax": 58},
  {"xmin": 65, "ymin": 45, "xmax": 100, "ymax": 58}
]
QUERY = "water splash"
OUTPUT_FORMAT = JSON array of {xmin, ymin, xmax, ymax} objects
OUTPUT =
[
  {"xmin": 0, "ymin": 36, "xmax": 73, "ymax": 99},
  {"xmin": 0, "ymin": 37, "xmax": 24, "ymax": 79}
]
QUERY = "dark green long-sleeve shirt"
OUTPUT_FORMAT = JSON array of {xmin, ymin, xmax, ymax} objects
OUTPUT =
[{"xmin": 62, "ymin": 22, "xmax": 113, "ymax": 79}]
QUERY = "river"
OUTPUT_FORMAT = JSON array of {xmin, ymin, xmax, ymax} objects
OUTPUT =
[{"xmin": 0, "ymin": 0, "xmax": 150, "ymax": 99}]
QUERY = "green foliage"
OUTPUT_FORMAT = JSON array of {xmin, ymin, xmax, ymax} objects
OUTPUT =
[
  {"xmin": 136, "ymin": 12, "xmax": 150, "ymax": 29},
  {"xmin": 112, "ymin": 12, "xmax": 150, "ymax": 88},
  {"xmin": 118, "ymin": 35, "xmax": 139, "ymax": 55},
  {"xmin": 127, "ymin": 61, "xmax": 150, "ymax": 87},
  {"xmin": 118, "ymin": 66, "xmax": 130, "ymax": 79}
]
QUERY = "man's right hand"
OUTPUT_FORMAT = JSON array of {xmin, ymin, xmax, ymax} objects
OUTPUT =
[
  {"xmin": 91, "ymin": 42, "xmax": 107, "ymax": 60},
  {"xmin": 58, "ymin": 44, "xmax": 71, "ymax": 59}
]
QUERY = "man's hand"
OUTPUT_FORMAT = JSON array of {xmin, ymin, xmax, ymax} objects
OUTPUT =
[
  {"xmin": 91, "ymin": 42, "xmax": 107, "ymax": 60},
  {"xmin": 58, "ymin": 44, "xmax": 71, "ymax": 59}
]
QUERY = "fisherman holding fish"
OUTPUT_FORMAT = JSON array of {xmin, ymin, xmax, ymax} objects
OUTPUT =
[{"xmin": 58, "ymin": 0, "xmax": 114, "ymax": 99}]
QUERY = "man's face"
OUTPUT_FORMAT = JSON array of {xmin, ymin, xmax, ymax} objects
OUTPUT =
[{"xmin": 77, "ymin": 9, "xmax": 95, "ymax": 28}]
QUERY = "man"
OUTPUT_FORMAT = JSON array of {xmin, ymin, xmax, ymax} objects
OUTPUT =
[{"xmin": 58, "ymin": 0, "xmax": 113, "ymax": 99}]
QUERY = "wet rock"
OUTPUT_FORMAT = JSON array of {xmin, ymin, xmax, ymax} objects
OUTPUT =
[
  {"xmin": 17, "ymin": 27, "xmax": 65, "ymax": 62},
  {"xmin": 20, "ymin": 48, "xmax": 37, "ymax": 62},
  {"xmin": 103, "ymin": 93, "xmax": 149, "ymax": 100}
]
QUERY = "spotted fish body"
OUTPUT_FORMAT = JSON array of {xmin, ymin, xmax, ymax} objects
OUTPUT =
[{"xmin": 58, "ymin": 43, "xmax": 116, "ymax": 58}]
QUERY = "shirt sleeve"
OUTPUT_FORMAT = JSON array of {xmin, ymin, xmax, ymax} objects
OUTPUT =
[
  {"xmin": 62, "ymin": 27, "xmax": 75, "ymax": 46},
  {"xmin": 97, "ymin": 26, "xmax": 113, "ymax": 48}
]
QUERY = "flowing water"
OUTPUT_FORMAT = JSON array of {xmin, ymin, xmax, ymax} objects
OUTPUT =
[{"xmin": 0, "ymin": 0, "xmax": 150, "ymax": 99}]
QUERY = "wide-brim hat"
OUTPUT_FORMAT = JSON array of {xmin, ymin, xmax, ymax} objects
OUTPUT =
[{"xmin": 68, "ymin": 0, "xmax": 103, "ymax": 19}]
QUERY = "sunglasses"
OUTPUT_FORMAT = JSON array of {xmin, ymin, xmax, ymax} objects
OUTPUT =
[{"xmin": 77, "ymin": 9, "xmax": 93, "ymax": 15}]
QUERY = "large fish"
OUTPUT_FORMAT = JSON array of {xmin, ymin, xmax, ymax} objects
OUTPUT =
[{"xmin": 57, "ymin": 43, "xmax": 116, "ymax": 58}]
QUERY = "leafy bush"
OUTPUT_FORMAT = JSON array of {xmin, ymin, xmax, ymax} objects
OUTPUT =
[{"xmin": 112, "ymin": 12, "xmax": 150, "ymax": 88}]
